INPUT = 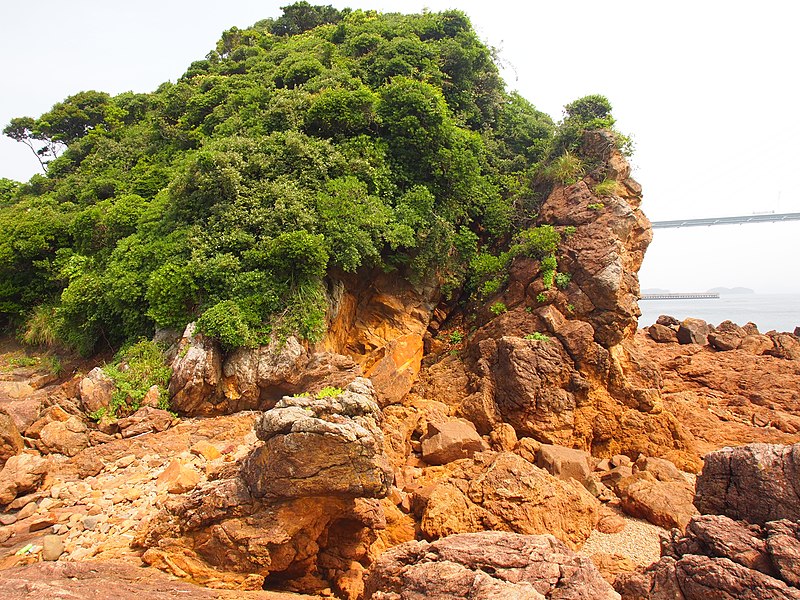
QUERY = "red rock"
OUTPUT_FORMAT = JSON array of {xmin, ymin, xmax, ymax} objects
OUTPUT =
[
  {"xmin": 420, "ymin": 419, "xmax": 488, "ymax": 465},
  {"xmin": 78, "ymin": 367, "xmax": 116, "ymax": 414},
  {"xmin": 677, "ymin": 318, "xmax": 710, "ymax": 345},
  {"xmin": 0, "ymin": 410, "xmax": 23, "ymax": 468},
  {"xmin": 156, "ymin": 459, "xmax": 201, "ymax": 494}
]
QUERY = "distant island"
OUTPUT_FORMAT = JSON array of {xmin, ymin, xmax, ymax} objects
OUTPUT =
[{"xmin": 707, "ymin": 287, "xmax": 755, "ymax": 295}]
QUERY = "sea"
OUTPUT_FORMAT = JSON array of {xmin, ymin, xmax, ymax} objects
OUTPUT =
[{"xmin": 638, "ymin": 293, "xmax": 800, "ymax": 333}]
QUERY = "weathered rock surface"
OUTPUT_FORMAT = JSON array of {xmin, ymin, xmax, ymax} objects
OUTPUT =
[
  {"xmin": 633, "ymin": 330, "xmax": 800, "ymax": 456},
  {"xmin": 535, "ymin": 443, "xmax": 601, "ymax": 496},
  {"xmin": 0, "ymin": 411, "xmax": 23, "ymax": 467},
  {"xmin": 0, "ymin": 560, "xmax": 316, "ymax": 600},
  {"xmin": 364, "ymin": 531, "xmax": 620, "ymax": 599},
  {"xmin": 420, "ymin": 419, "xmax": 488, "ymax": 465},
  {"xmin": 647, "ymin": 323, "xmax": 677, "ymax": 344},
  {"xmin": 677, "ymin": 318, "xmax": 710, "ymax": 345},
  {"xmin": 617, "ymin": 515, "xmax": 800, "ymax": 599},
  {"xmin": 137, "ymin": 378, "xmax": 392, "ymax": 596},
  {"xmin": 243, "ymin": 378, "xmax": 392, "ymax": 499},
  {"xmin": 78, "ymin": 367, "xmax": 116, "ymax": 414},
  {"xmin": 37, "ymin": 415, "xmax": 90, "ymax": 456},
  {"xmin": 116, "ymin": 406, "xmax": 173, "ymax": 438},
  {"xmin": 0, "ymin": 452, "xmax": 47, "ymax": 505},
  {"xmin": 616, "ymin": 471, "xmax": 697, "ymax": 531},
  {"xmin": 695, "ymin": 442, "xmax": 800, "ymax": 524},
  {"xmin": 417, "ymin": 451, "xmax": 599, "ymax": 549},
  {"xmin": 168, "ymin": 323, "xmax": 224, "ymax": 415}
]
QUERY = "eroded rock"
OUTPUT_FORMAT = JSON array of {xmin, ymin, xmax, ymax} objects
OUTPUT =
[{"xmin": 364, "ymin": 531, "xmax": 619, "ymax": 599}]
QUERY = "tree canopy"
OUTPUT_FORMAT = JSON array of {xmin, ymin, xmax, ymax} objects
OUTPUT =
[{"xmin": 1, "ymin": 3, "xmax": 624, "ymax": 354}]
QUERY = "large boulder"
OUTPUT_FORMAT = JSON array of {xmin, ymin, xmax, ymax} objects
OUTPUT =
[
  {"xmin": 420, "ymin": 419, "xmax": 488, "ymax": 465},
  {"xmin": 616, "ymin": 471, "xmax": 698, "ymax": 531},
  {"xmin": 694, "ymin": 443, "xmax": 800, "ymax": 524},
  {"xmin": 37, "ymin": 415, "xmax": 90, "ymax": 456},
  {"xmin": 0, "ymin": 451, "xmax": 48, "ymax": 505},
  {"xmin": 364, "ymin": 531, "xmax": 619, "ymax": 599},
  {"xmin": 417, "ymin": 451, "xmax": 599, "ymax": 549},
  {"xmin": 677, "ymin": 318, "xmax": 710, "ymax": 345},
  {"xmin": 169, "ymin": 323, "xmax": 224, "ymax": 415},
  {"xmin": 137, "ymin": 378, "xmax": 392, "ymax": 596},
  {"xmin": 78, "ymin": 367, "xmax": 116, "ymax": 414},
  {"xmin": 242, "ymin": 378, "xmax": 392, "ymax": 499},
  {"xmin": 535, "ymin": 443, "xmax": 594, "ymax": 491},
  {"xmin": 0, "ymin": 410, "xmax": 23, "ymax": 467}
]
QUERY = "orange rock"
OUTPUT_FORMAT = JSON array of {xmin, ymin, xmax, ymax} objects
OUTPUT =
[{"xmin": 156, "ymin": 459, "xmax": 201, "ymax": 494}]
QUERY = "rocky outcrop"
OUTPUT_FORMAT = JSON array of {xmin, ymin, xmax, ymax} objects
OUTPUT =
[
  {"xmin": 694, "ymin": 443, "xmax": 800, "ymax": 524},
  {"xmin": 617, "ymin": 515, "xmax": 800, "ymax": 600},
  {"xmin": 37, "ymin": 415, "xmax": 90, "ymax": 456},
  {"xmin": 616, "ymin": 471, "xmax": 697, "ymax": 531},
  {"xmin": 78, "ymin": 367, "xmax": 116, "ymax": 414},
  {"xmin": 242, "ymin": 378, "xmax": 392, "ymax": 499},
  {"xmin": 364, "ymin": 531, "xmax": 620, "ymax": 599},
  {"xmin": 414, "ymin": 451, "xmax": 599, "ymax": 549},
  {"xmin": 137, "ymin": 378, "xmax": 392, "ymax": 597},
  {"xmin": 634, "ymin": 329, "xmax": 800, "ymax": 456},
  {"xmin": 168, "ymin": 323, "xmax": 224, "ymax": 415},
  {"xmin": 677, "ymin": 318, "xmax": 710, "ymax": 346}
]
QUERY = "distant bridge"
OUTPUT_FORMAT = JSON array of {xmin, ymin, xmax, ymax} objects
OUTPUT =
[
  {"xmin": 640, "ymin": 293, "xmax": 719, "ymax": 300},
  {"xmin": 651, "ymin": 212, "xmax": 800, "ymax": 229}
]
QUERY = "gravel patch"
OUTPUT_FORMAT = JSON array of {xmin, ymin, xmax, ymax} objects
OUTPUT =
[{"xmin": 580, "ymin": 506, "xmax": 665, "ymax": 566}]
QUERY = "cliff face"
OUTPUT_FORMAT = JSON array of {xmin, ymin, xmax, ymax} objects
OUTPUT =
[{"xmin": 411, "ymin": 130, "xmax": 698, "ymax": 470}]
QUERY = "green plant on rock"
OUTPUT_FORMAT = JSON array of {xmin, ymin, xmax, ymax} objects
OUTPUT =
[
  {"xmin": 536, "ymin": 292, "xmax": 547, "ymax": 304},
  {"xmin": 588, "ymin": 202, "xmax": 605, "ymax": 211},
  {"xmin": 524, "ymin": 332, "xmax": 549, "ymax": 341},
  {"xmin": 489, "ymin": 301, "xmax": 507, "ymax": 316},
  {"xmin": 102, "ymin": 340, "xmax": 172, "ymax": 418},
  {"xmin": 448, "ymin": 330, "xmax": 464, "ymax": 344},
  {"xmin": 540, "ymin": 255, "xmax": 557, "ymax": 289},
  {"xmin": 593, "ymin": 178, "xmax": 621, "ymax": 197},
  {"xmin": 316, "ymin": 386, "xmax": 344, "ymax": 399},
  {"xmin": 555, "ymin": 272, "xmax": 571, "ymax": 290},
  {"xmin": 544, "ymin": 151, "xmax": 584, "ymax": 185}
]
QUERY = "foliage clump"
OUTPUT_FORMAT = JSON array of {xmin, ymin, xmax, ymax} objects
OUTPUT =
[
  {"xmin": 101, "ymin": 340, "xmax": 172, "ymax": 417},
  {"xmin": 0, "ymin": 3, "xmax": 627, "ymax": 354}
]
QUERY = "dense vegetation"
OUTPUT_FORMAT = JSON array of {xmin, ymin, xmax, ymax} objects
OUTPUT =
[{"xmin": 1, "ymin": 3, "xmax": 624, "ymax": 354}]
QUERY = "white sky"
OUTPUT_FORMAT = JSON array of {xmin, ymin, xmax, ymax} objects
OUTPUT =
[{"xmin": 1, "ymin": 0, "xmax": 798, "ymax": 292}]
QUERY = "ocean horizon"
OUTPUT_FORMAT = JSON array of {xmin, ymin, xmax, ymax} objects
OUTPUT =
[{"xmin": 637, "ymin": 293, "xmax": 800, "ymax": 333}]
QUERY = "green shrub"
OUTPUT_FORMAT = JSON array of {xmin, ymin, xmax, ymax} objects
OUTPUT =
[
  {"xmin": 196, "ymin": 300, "xmax": 259, "ymax": 350},
  {"xmin": 102, "ymin": 340, "xmax": 172, "ymax": 418},
  {"xmin": 555, "ymin": 272, "xmax": 571, "ymax": 290},
  {"xmin": 593, "ymin": 179, "xmax": 621, "ymax": 197},
  {"xmin": 448, "ymin": 330, "xmax": 464, "ymax": 344},
  {"xmin": 545, "ymin": 151, "xmax": 584, "ymax": 184},
  {"xmin": 536, "ymin": 292, "xmax": 547, "ymax": 303},
  {"xmin": 588, "ymin": 202, "xmax": 605, "ymax": 211},
  {"xmin": 524, "ymin": 332, "xmax": 549, "ymax": 341},
  {"xmin": 512, "ymin": 225, "xmax": 560, "ymax": 260},
  {"xmin": 316, "ymin": 386, "xmax": 343, "ymax": 399},
  {"xmin": 489, "ymin": 302, "xmax": 507, "ymax": 316},
  {"xmin": 20, "ymin": 304, "xmax": 60, "ymax": 348}
]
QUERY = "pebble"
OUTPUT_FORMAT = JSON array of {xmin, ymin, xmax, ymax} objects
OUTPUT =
[
  {"xmin": 83, "ymin": 515, "xmax": 100, "ymax": 531},
  {"xmin": 581, "ymin": 510, "xmax": 664, "ymax": 566}
]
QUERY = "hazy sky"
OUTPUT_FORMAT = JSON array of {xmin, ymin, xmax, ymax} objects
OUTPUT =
[{"xmin": 1, "ymin": 0, "xmax": 798, "ymax": 292}]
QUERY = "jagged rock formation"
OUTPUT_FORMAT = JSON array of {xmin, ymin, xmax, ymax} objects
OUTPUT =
[
  {"xmin": 694, "ymin": 443, "xmax": 800, "ymax": 525},
  {"xmin": 364, "ymin": 531, "xmax": 620, "ymax": 599},
  {"xmin": 412, "ymin": 130, "xmax": 699, "ymax": 470},
  {"xmin": 617, "ymin": 442, "xmax": 800, "ymax": 599},
  {"xmin": 136, "ymin": 378, "xmax": 391, "ymax": 597}
]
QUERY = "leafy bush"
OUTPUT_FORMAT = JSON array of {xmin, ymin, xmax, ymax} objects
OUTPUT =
[
  {"xmin": 555, "ymin": 272, "xmax": 571, "ymax": 289},
  {"xmin": 544, "ymin": 151, "xmax": 584, "ymax": 184},
  {"xmin": 196, "ymin": 300, "xmax": 259, "ymax": 350},
  {"xmin": 102, "ymin": 340, "xmax": 172, "ymax": 417},
  {"xmin": 448, "ymin": 330, "xmax": 464, "ymax": 344},
  {"xmin": 489, "ymin": 302, "xmax": 507, "ymax": 316}
]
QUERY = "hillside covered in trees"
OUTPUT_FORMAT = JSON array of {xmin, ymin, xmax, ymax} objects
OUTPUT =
[{"xmin": 0, "ymin": 2, "xmax": 625, "ymax": 355}]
